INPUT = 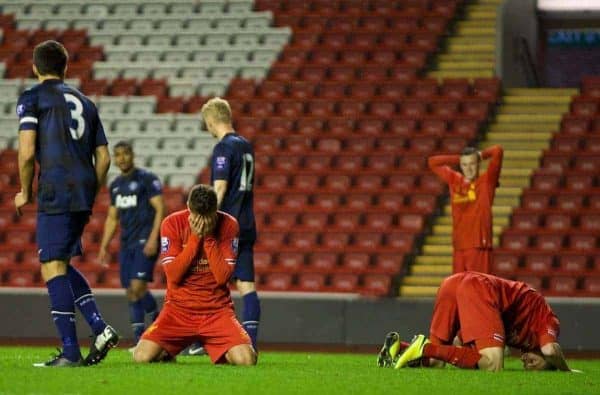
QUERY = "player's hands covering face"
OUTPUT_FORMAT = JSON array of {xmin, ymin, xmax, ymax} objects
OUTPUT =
[
  {"xmin": 521, "ymin": 351, "xmax": 549, "ymax": 371},
  {"xmin": 189, "ymin": 213, "xmax": 217, "ymax": 238}
]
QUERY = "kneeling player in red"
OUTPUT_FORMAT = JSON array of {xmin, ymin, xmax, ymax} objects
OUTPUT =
[
  {"xmin": 133, "ymin": 184, "xmax": 256, "ymax": 365},
  {"xmin": 380, "ymin": 272, "xmax": 571, "ymax": 372}
]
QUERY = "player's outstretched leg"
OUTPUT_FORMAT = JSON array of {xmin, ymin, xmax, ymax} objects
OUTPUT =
[
  {"xmin": 394, "ymin": 334, "xmax": 430, "ymax": 369},
  {"xmin": 84, "ymin": 325, "xmax": 120, "ymax": 366},
  {"xmin": 378, "ymin": 332, "xmax": 407, "ymax": 367}
]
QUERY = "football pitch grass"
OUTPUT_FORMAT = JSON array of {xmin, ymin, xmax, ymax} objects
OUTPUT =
[{"xmin": 0, "ymin": 346, "xmax": 599, "ymax": 395}]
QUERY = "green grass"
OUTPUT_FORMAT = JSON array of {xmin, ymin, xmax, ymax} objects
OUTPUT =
[{"xmin": 0, "ymin": 346, "xmax": 599, "ymax": 395}]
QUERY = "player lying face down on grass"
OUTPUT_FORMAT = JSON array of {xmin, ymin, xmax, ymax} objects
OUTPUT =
[
  {"xmin": 133, "ymin": 185, "xmax": 256, "ymax": 365},
  {"xmin": 378, "ymin": 272, "xmax": 572, "ymax": 372}
]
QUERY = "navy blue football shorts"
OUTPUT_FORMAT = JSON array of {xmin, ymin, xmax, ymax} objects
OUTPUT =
[
  {"xmin": 37, "ymin": 211, "xmax": 89, "ymax": 263},
  {"xmin": 118, "ymin": 245, "xmax": 157, "ymax": 288},
  {"xmin": 233, "ymin": 238, "xmax": 255, "ymax": 282}
]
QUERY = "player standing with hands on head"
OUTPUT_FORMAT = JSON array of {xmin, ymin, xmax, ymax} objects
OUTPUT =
[
  {"xmin": 133, "ymin": 185, "xmax": 256, "ymax": 365},
  {"xmin": 428, "ymin": 145, "xmax": 503, "ymax": 274},
  {"xmin": 97, "ymin": 141, "xmax": 165, "ymax": 347},
  {"xmin": 378, "ymin": 272, "xmax": 573, "ymax": 372},
  {"xmin": 14, "ymin": 40, "xmax": 119, "ymax": 367},
  {"xmin": 199, "ymin": 97, "xmax": 260, "ymax": 352}
]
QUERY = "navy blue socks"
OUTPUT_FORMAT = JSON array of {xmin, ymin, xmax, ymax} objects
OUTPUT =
[
  {"xmin": 67, "ymin": 265, "xmax": 106, "ymax": 335},
  {"xmin": 46, "ymin": 275, "xmax": 80, "ymax": 362},
  {"xmin": 140, "ymin": 291, "xmax": 159, "ymax": 322},
  {"xmin": 242, "ymin": 291, "xmax": 261, "ymax": 350},
  {"xmin": 128, "ymin": 300, "xmax": 145, "ymax": 343}
]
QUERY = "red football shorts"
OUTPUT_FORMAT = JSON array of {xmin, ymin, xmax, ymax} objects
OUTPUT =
[
  {"xmin": 453, "ymin": 248, "xmax": 491, "ymax": 273},
  {"xmin": 141, "ymin": 304, "xmax": 252, "ymax": 363}
]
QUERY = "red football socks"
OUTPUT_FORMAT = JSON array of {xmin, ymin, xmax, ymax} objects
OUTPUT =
[{"xmin": 423, "ymin": 344, "xmax": 481, "ymax": 369}]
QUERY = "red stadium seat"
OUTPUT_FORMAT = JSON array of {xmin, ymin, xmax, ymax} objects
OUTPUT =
[
  {"xmin": 364, "ymin": 212, "xmax": 393, "ymax": 231},
  {"xmin": 272, "ymin": 155, "xmax": 301, "ymax": 171},
  {"xmin": 299, "ymin": 212, "xmax": 330, "ymax": 230},
  {"xmin": 296, "ymin": 273, "xmax": 327, "ymax": 292},
  {"xmin": 335, "ymin": 156, "xmax": 364, "ymax": 171},
  {"xmin": 511, "ymin": 211, "xmax": 540, "ymax": 231},
  {"xmin": 279, "ymin": 193, "xmax": 308, "ymax": 209},
  {"xmin": 535, "ymin": 233, "xmax": 565, "ymax": 251},
  {"xmin": 545, "ymin": 213, "xmax": 572, "ymax": 231},
  {"xmin": 330, "ymin": 273, "xmax": 359, "ymax": 292},
  {"xmin": 354, "ymin": 174, "xmax": 384, "ymax": 190},
  {"xmin": 254, "ymin": 252, "xmax": 273, "ymax": 273},
  {"xmin": 372, "ymin": 254, "xmax": 404, "ymax": 274},
  {"xmin": 304, "ymin": 155, "xmax": 332, "ymax": 171},
  {"xmin": 361, "ymin": 274, "xmax": 391, "ymax": 296},
  {"xmin": 276, "ymin": 252, "xmax": 305, "ymax": 272},
  {"xmin": 353, "ymin": 232, "xmax": 384, "ymax": 250},
  {"xmin": 255, "ymin": 232, "xmax": 286, "ymax": 250},
  {"xmin": 288, "ymin": 232, "xmax": 319, "ymax": 249},
  {"xmin": 569, "ymin": 233, "xmax": 597, "ymax": 250},
  {"xmin": 307, "ymin": 252, "xmax": 338, "ymax": 272},
  {"xmin": 312, "ymin": 193, "xmax": 341, "ymax": 209},
  {"xmin": 332, "ymin": 212, "xmax": 362, "ymax": 230},
  {"xmin": 523, "ymin": 254, "xmax": 554, "ymax": 273},
  {"xmin": 385, "ymin": 231, "xmax": 414, "ymax": 251},
  {"xmin": 292, "ymin": 174, "xmax": 321, "ymax": 189},
  {"xmin": 376, "ymin": 193, "xmax": 405, "ymax": 211},
  {"xmin": 558, "ymin": 254, "xmax": 588, "ymax": 274},
  {"xmin": 321, "ymin": 232, "xmax": 350, "ymax": 249},
  {"xmin": 345, "ymin": 193, "xmax": 373, "ymax": 210},
  {"xmin": 547, "ymin": 276, "xmax": 578, "ymax": 296},
  {"xmin": 339, "ymin": 253, "xmax": 370, "ymax": 273},
  {"xmin": 492, "ymin": 251, "xmax": 520, "ymax": 274},
  {"xmin": 555, "ymin": 193, "xmax": 583, "ymax": 211},
  {"xmin": 582, "ymin": 277, "xmax": 600, "ymax": 295},
  {"xmin": 501, "ymin": 232, "xmax": 530, "ymax": 250},
  {"xmin": 262, "ymin": 272, "xmax": 293, "ymax": 291}
]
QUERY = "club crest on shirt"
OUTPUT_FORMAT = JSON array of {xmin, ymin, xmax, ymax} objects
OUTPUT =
[
  {"xmin": 129, "ymin": 181, "xmax": 138, "ymax": 191},
  {"xmin": 161, "ymin": 236, "xmax": 170, "ymax": 253},
  {"xmin": 216, "ymin": 156, "xmax": 227, "ymax": 169},
  {"xmin": 232, "ymin": 237, "xmax": 239, "ymax": 254},
  {"xmin": 16, "ymin": 104, "xmax": 25, "ymax": 117}
]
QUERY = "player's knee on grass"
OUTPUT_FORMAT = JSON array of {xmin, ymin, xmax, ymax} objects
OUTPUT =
[
  {"xmin": 225, "ymin": 344, "xmax": 257, "ymax": 366},
  {"xmin": 133, "ymin": 340, "xmax": 164, "ymax": 363},
  {"xmin": 477, "ymin": 347, "xmax": 504, "ymax": 372}
]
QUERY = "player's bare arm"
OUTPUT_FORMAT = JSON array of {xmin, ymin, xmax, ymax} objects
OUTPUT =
[
  {"xmin": 143, "ymin": 195, "xmax": 166, "ymax": 257},
  {"xmin": 98, "ymin": 205, "xmax": 119, "ymax": 267},
  {"xmin": 94, "ymin": 144, "xmax": 111, "ymax": 196},
  {"xmin": 213, "ymin": 179, "xmax": 228, "ymax": 208},
  {"xmin": 15, "ymin": 129, "xmax": 36, "ymax": 216}
]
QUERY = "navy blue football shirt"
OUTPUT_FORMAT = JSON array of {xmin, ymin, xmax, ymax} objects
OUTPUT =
[
  {"xmin": 210, "ymin": 132, "xmax": 256, "ymax": 242},
  {"xmin": 16, "ymin": 79, "xmax": 108, "ymax": 214},
  {"xmin": 109, "ymin": 168, "xmax": 162, "ymax": 250}
]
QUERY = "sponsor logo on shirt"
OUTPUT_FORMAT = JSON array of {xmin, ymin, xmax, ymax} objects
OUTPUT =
[
  {"xmin": 453, "ymin": 183, "xmax": 477, "ymax": 204},
  {"xmin": 160, "ymin": 236, "xmax": 170, "ymax": 253},
  {"xmin": 115, "ymin": 194, "xmax": 138, "ymax": 208},
  {"xmin": 216, "ymin": 156, "xmax": 227, "ymax": 170}
]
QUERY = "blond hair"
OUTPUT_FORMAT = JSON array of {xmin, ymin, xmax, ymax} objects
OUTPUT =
[{"xmin": 200, "ymin": 97, "xmax": 232, "ymax": 124}]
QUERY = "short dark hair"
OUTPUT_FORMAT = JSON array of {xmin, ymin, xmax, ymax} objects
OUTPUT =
[
  {"xmin": 33, "ymin": 40, "xmax": 68, "ymax": 78},
  {"xmin": 187, "ymin": 184, "xmax": 217, "ymax": 216},
  {"xmin": 460, "ymin": 147, "xmax": 478, "ymax": 157},
  {"xmin": 113, "ymin": 140, "xmax": 133, "ymax": 153}
]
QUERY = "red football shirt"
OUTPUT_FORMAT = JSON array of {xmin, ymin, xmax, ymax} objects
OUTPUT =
[
  {"xmin": 159, "ymin": 209, "xmax": 239, "ymax": 314},
  {"xmin": 428, "ymin": 145, "xmax": 503, "ymax": 250},
  {"xmin": 430, "ymin": 272, "xmax": 559, "ymax": 351}
]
